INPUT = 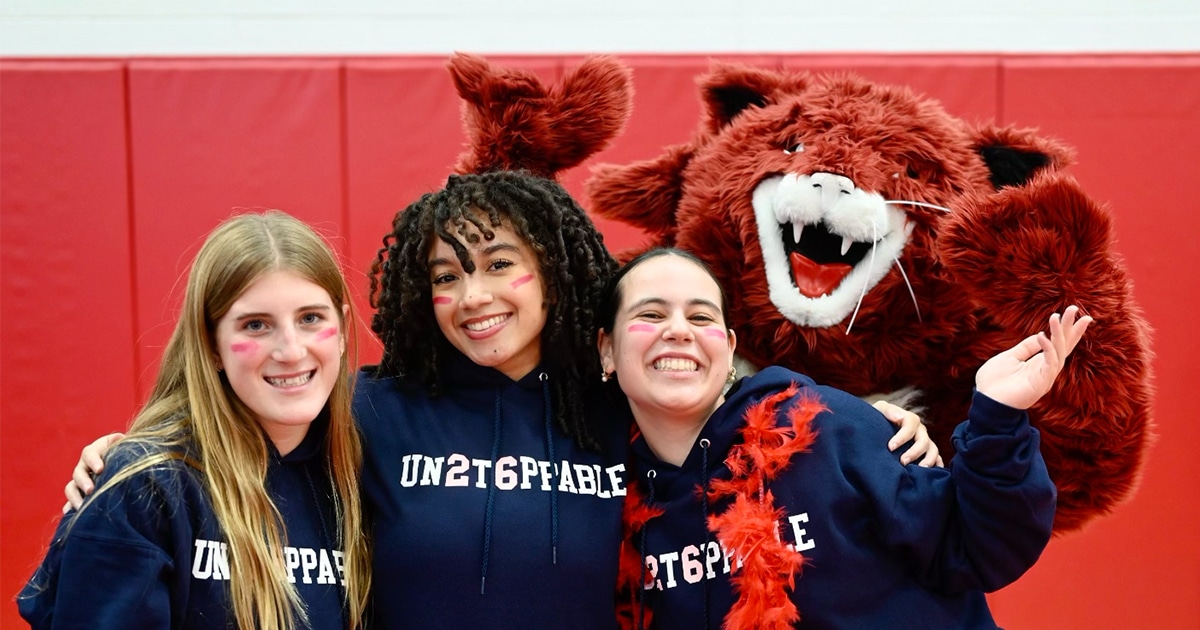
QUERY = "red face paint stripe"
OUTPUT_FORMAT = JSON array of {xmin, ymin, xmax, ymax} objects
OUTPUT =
[
  {"xmin": 433, "ymin": 296, "xmax": 452, "ymax": 305},
  {"xmin": 316, "ymin": 327, "xmax": 338, "ymax": 341},
  {"xmin": 627, "ymin": 324, "xmax": 655, "ymax": 333},
  {"xmin": 703, "ymin": 329, "xmax": 728, "ymax": 339},
  {"xmin": 231, "ymin": 341, "xmax": 258, "ymax": 353},
  {"xmin": 510, "ymin": 274, "xmax": 534, "ymax": 289}
]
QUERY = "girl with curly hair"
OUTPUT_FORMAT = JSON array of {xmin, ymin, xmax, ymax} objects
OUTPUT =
[{"xmin": 355, "ymin": 170, "xmax": 627, "ymax": 627}]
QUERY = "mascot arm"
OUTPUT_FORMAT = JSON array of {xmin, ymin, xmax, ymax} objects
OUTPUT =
[{"xmin": 938, "ymin": 171, "xmax": 1154, "ymax": 532}]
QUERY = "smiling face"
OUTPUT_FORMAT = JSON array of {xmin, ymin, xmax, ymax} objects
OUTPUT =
[
  {"xmin": 599, "ymin": 253, "xmax": 736, "ymax": 431},
  {"xmin": 213, "ymin": 269, "xmax": 344, "ymax": 454},
  {"xmin": 428, "ymin": 221, "xmax": 548, "ymax": 380}
]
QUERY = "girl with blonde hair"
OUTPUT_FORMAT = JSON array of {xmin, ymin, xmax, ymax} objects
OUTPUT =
[{"xmin": 20, "ymin": 211, "xmax": 370, "ymax": 629}]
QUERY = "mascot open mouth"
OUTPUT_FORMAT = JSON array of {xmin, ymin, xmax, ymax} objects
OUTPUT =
[
  {"xmin": 752, "ymin": 173, "xmax": 912, "ymax": 328},
  {"xmin": 784, "ymin": 221, "xmax": 876, "ymax": 298}
]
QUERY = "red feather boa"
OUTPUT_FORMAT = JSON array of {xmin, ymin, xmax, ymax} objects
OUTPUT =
[{"xmin": 619, "ymin": 384, "xmax": 822, "ymax": 630}]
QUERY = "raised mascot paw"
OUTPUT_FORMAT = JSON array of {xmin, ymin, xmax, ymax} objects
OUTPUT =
[{"xmin": 937, "ymin": 171, "xmax": 1117, "ymax": 328}]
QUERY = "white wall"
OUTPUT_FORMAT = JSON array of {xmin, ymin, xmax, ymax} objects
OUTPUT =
[{"xmin": 1, "ymin": 0, "xmax": 1197, "ymax": 56}]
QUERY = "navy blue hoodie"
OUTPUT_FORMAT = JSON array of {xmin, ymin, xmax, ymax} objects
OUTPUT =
[
  {"xmin": 631, "ymin": 367, "xmax": 1056, "ymax": 630},
  {"xmin": 353, "ymin": 349, "xmax": 630, "ymax": 629},
  {"xmin": 19, "ymin": 415, "xmax": 347, "ymax": 630}
]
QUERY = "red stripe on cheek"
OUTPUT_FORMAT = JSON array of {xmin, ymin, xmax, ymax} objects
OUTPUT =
[
  {"xmin": 230, "ymin": 341, "xmax": 258, "ymax": 353},
  {"xmin": 432, "ymin": 296, "xmax": 453, "ymax": 305},
  {"xmin": 703, "ymin": 329, "xmax": 728, "ymax": 339},
  {"xmin": 510, "ymin": 274, "xmax": 534, "ymax": 289},
  {"xmin": 316, "ymin": 327, "xmax": 338, "ymax": 342},
  {"xmin": 626, "ymin": 324, "xmax": 655, "ymax": 334}
]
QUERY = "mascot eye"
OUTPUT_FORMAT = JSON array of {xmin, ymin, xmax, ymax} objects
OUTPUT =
[
  {"xmin": 906, "ymin": 165, "xmax": 921, "ymax": 179},
  {"xmin": 783, "ymin": 142, "xmax": 805, "ymax": 155}
]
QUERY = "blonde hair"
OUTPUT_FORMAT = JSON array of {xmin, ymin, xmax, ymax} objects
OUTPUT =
[{"xmin": 74, "ymin": 211, "xmax": 368, "ymax": 628}]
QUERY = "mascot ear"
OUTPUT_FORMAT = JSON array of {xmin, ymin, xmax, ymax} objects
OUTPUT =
[
  {"xmin": 699, "ymin": 62, "xmax": 806, "ymax": 134},
  {"xmin": 448, "ymin": 52, "xmax": 633, "ymax": 178},
  {"xmin": 970, "ymin": 123, "xmax": 1076, "ymax": 190},
  {"xmin": 587, "ymin": 143, "xmax": 695, "ymax": 244}
]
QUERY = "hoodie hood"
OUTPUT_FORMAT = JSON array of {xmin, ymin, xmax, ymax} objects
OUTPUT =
[
  {"xmin": 437, "ymin": 344, "xmax": 555, "ymax": 392},
  {"xmin": 269, "ymin": 406, "xmax": 329, "ymax": 464},
  {"xmin": 630, "ymin": 366, "xmax": 814, "ymax": 498}
]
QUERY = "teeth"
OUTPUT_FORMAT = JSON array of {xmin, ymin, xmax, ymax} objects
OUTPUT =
[
  {"xmin": 654, "ymin": 358, "xmax": 698, "ymax": 372},
  {"xmin": 267, "ymin": 372, "xmax": 313, "ymax": 387},
  {"xmin": 773, "ymin": 174, "xmax": 801, "ymax": 223},
  {"xmin": 466, "ymin": 315, "xmax": 507, "ymax": 331},
  {"xmin": 840, "ymin": 236, "xmax": 853, "ymax": 256},
  {"xmin": 792, "ymin": 222, "xmax": 803, "ymax": 243}
]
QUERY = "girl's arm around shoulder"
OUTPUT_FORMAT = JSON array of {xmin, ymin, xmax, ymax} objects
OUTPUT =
[{"xmin": 19, "ymin": 442, "xmax": 203, "ymax": 630}]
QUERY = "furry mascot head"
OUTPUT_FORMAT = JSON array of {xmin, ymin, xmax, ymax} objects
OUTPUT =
[{"xmin": 447, "ymin": 54, "xmax": 1153, "ymax": 534}]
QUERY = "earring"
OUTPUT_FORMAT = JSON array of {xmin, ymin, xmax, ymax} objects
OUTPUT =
[
  {"xmin": 727, "ymin": 366, "xmax": 738, "ymax": 383},
  {"xmin": 601, "ymin": 371, "xmax": 612, "ymax": 383}
]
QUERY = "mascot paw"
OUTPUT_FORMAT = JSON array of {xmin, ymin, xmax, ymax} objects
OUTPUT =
[{"xmin": 938, "ymin": 171, "xmax": 1118, "ymax": 324}]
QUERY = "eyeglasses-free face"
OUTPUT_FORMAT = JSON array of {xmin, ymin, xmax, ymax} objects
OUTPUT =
[
  {"xmin": 214, "ymin": 270, "xmax": 344, "ymax": 454},
  {"xmin": 427, "ymin": 222, "xmax": 548, "ymax": 381}
]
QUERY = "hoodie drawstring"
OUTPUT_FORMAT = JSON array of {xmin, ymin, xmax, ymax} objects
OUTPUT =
[
  {"xmin": 540, "ymin": 372, "xmax": 559, "ymax": 565},
  {"xmin": 638, "ymin": 469, "xmax": 657, "ymax": 630},
  {"xmin": 699, "ymin": 438, "xmax": 713, "ymax": 630},
  {"xmin": 480, "ymin": 388, "xmax": 503, "ymax": 595},
  {"xmin": 303, "ymin": 464, "xmax": 334, "ymax": 554},
  {"xmin": 481, "ymin": 374, "xmax": 560, "ymax": 595}
]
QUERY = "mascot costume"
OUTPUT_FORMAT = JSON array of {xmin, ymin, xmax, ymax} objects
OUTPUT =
[{"xmin": 445, "ymin": 53, "xmax": 1153, "ymax": 536}]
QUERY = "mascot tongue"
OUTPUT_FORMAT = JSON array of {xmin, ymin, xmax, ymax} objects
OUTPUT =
[{"xmin": 790, "ymin": 252, "xmax": 852, "ymax": 298}]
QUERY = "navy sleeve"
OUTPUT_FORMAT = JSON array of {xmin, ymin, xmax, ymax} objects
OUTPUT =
[
  {"xmin": 18, "ymin": 449, "xmax": 188, "ymax": 630},
  {"xmin": 881, "ymin": 389, "xmax": 1056, "ymax": 593}
]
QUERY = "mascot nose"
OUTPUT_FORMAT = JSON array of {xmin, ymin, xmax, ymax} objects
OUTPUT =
[{"xmin": 809, "ymin": 172, "xmax": 854, "ymax": 209}]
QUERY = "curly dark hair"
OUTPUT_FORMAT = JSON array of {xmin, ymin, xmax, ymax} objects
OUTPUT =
[{"xmin": 370, "ymin": 171, "xmax": 618, "ymax": 450}]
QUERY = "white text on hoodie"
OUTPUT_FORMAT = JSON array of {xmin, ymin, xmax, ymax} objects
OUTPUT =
[
  {"xmin": 191, "ymin": 539, "xmax": 346, "ymax": 586},
  {"xmin": 399, "ymin": 453, "xmax": 627, "ymax": 498},
  {"xmin": 642, "ymin": 512, "xmax": 814, "ymax": 590}
]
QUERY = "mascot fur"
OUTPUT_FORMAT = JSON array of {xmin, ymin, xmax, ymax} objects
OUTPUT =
[{"xmin": 446, "ymin": 52, "xmax": 1153, "ymax": 534}]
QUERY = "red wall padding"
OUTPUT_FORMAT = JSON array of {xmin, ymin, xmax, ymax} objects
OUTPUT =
[
  {"xmin": 3, "ymin": 54, "xmax": 1197, "ymax": 629},
  {"xmin": 126, "ymin": 60, "xmax": 348, "ymax": 380},
  {"xmin": 1, "ymin": 62, "xmax": 141, "ymax": 621}
]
